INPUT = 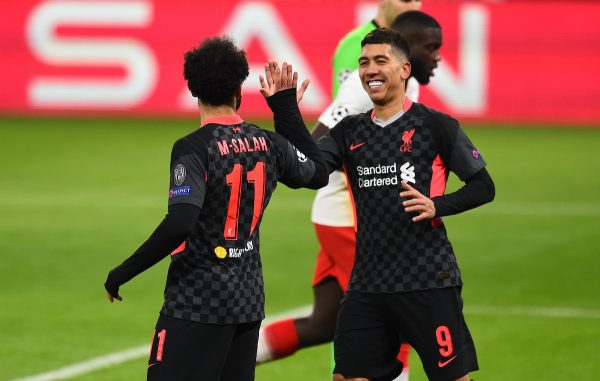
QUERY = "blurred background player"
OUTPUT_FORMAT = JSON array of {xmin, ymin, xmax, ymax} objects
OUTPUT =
[
  {"xmin": 333, "ymin": 0, "xmax": 422, "ymax": 97},
  {"xmin": 104, "ymin": 36, "xmax": 328, "ymax": 381},
  {"xmin": 257, "ymin": 10, "xmax": 442, "ymax": 381}
]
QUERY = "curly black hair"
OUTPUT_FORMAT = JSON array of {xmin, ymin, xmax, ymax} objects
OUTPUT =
[
  {"xmin": 183, "ymin": 36, "xmax": 249, "ymax": 107},
  {"xmin": 361, "ymin": 28, "xmax": 411, "ymax": 61}
]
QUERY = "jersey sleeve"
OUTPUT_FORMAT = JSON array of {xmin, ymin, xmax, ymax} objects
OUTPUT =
[
  {"xmin": 317, "ymin": 121, "xmax": 347, "ymax": 173},
  {"xmin": 271, "ymin": 133, "xmax": 319, "ymax": 188},
  {"xmin": 318, "ymin": 70, "xmax": 373, "ymax": 128},
  {"xmin": 432, "ymin": 114, "xmax": 487, "ymax": 181},
  {"xmin": 167, "ymin": 139, "xmax": 207, "ymax": 208}
]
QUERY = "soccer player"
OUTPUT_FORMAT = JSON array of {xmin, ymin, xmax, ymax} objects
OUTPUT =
[
  {"xmin": 333, "ymin": 0, "xmax": 422, "ymax": 97},
  {"xmin": 104, "ymin": 36, "xmax": 328, "ymax": 381},
  {"xmin": 277, "ymin": 28, "xmax": 495, "ymax": 381},
  {"xmin": 257, "ymin": 11, "xmax": 442, "ymax": 380}
]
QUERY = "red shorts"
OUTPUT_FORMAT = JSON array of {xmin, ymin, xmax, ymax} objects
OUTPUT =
[{"xmin": 311, "ymin": 223, "xmax": 356, "ymax": 292}]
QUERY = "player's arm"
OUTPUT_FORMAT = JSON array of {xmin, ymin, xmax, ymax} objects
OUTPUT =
[
  {"xmin": 266, "ymin": 89, "xmax": 328, "ymax": 189},
  {"xmin": 259, "ymin": 62, "xmax": 328, "ymax": 188},
  {"xmin": 431, "ymin": 167, "xmax": 494, "ymax": 217},
  {"xmin": 402, "ymin": 117, "xmax": 495, "ymax": 221},
  {"xmin": 316, "ymin": 118, "xmax": 348, "ymax": 175},
  {"xmin": 104, "ymin": 204, "xmax": 200, "ymax": 302},
  {"xmin": 104, "ymin": 139, "xmax": 206, "ymax": 302},
  {"xmin": 310, "ymin": 122, "xmax": 329, "ymax": 142},
  {"xmin": 427, "ymin": 116, "xmax": 495, "ymax": 217}
]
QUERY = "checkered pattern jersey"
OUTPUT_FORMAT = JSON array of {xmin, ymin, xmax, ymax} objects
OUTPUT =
[
  {"xmin": 318, "ymin": 102, "xmax": 487, "ymax": 293},
  {"xmin": 162, "ymin": 121, "xmax": 315, "ymax": 324}
]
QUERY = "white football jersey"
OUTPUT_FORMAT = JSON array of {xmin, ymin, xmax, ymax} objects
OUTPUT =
[{"xmin": 311, "ymin": 72, "xmax": 419, "ymax": 226}]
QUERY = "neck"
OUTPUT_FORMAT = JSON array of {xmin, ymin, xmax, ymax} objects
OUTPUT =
[
  {"xmin": 198, "ymin": 102, "xmax": 237, "ymax": 126},
  {"xmin": 374, "ymin": 14, "xmax": 389, "ymax": 28},
  {"xmin": 373, "ymin": 93, "xmax": 406, "ymax": 121}
]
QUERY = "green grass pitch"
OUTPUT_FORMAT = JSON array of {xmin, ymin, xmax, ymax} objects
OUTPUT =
[{"xmin": 1, "ymin": 115, "xmax": 599, "ymax": 380}]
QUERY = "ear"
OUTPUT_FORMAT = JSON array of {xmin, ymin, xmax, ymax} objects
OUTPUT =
[{"xmin": 401, "ymin": 61, "xmax": 411, "ymax": 80}]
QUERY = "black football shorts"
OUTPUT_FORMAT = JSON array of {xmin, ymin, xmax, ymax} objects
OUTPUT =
[
  {"xmin": 147, "ymin": 314, "xmax": 260, "ymax": 381},
  {"xmin": 334, "ymin": 287, "xmax": 478, "ymax": 381}
]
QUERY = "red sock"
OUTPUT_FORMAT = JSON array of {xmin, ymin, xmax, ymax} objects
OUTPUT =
[
  {"xmin": 397, "ymin": 343, "xmax": 411, "ymax": 369},
  {"xmin": 263, "ymin": 318, "xmax": 300, "ymax": 358}
]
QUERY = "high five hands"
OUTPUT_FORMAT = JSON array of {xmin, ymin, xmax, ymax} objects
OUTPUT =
[{"xmin": 259, "ymin": 59, "xmax": 310, "ymax": 103}]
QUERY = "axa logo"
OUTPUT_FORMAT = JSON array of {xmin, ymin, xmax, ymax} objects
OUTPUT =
[
  {"xmin": 400, "ymin": 129, "xmax": 415, "ymax": 152},
  {"xmin": 400, "ymin": 162, "xmax": 416, "ymax": 184}
]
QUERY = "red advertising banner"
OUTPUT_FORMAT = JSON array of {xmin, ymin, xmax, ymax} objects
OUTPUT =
[{"xmin": 1, "ymin": 1, "xmax": 599, "ymax": 124}]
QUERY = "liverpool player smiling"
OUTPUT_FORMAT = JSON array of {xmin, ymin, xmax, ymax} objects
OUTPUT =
[
  {"xmin": 275, "ymin": 28, "xmax": 494, "ymax": 381},
  {"xmin": 257, "ymin": 12, "xmax": 443, "ymax": 381}
]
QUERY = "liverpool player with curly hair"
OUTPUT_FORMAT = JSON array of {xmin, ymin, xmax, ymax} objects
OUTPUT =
[{"xmin": 104, "ymin": 36, "xmax": 327, "ymax": 381}]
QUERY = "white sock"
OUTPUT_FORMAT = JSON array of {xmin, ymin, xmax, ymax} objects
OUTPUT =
[
  {"xmin": 392, "ymin": 368, "xmax": 409, "ymax": 381},
  {"xmin": 256, "ymin": 327, "xmax": 274, "ymax": 364}
]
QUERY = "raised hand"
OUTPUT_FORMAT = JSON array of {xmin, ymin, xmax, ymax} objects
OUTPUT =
[{"xmin": 259, "ymin": 60, "xmax": 310, "ymax": 103}]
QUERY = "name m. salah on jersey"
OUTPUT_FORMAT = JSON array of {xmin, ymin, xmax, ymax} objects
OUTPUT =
[{"xmin": 217, "ymin": 136, "xmax": 269, "ymax": 156}]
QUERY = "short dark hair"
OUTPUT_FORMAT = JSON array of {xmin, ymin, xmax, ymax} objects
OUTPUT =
[
  {"xmin": 391, "ymin": 10, "xmax": 441, "ymax": 34},
  {"xmin": 361, "ymin": 28, "xmax": 411, "ymax": 60},
  {"xmin": 183, "ymin": 36, "xmax": 249, "ymax": 106}
]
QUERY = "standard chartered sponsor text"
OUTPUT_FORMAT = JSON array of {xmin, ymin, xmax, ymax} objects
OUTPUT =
[{"xmin": 357, "ymin": 163, "xmax": 398, "ymax": 188}]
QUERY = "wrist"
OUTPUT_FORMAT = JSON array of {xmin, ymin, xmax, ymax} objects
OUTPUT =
[{"xmin": 266, "ymin": 88, "xmax": 297, "ymax": 109}]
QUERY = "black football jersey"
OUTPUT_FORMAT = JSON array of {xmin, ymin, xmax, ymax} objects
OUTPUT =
[
  {"xmin": 318, "ymin": 100, "xmax": 486, "ymax": 293},
  {"xmin": 162, "ymin": 115, "xmax": 316, "ymax": 324}
]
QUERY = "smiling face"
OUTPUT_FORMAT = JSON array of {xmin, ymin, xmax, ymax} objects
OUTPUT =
[{"xmin": 358, "ymin": 43, "xmax": 411, "ymax": 106}]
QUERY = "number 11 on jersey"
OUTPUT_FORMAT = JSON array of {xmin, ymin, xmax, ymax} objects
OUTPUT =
[{"xmin": 224, "ymin": 162, "xmax": 266, "ymax": 240}]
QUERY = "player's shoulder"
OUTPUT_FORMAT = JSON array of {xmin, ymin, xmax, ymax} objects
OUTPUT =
[
  {"xmin": 411, "ymin": 103, "xmax": 459, "ymax": 128},
  {"xmin": 172, "ymin": 130, "xmax": 199, "ymax": 152},
  {"xmin": 171, "ymin": 124, "xmax": 217, "ymax": 158},
  {"xmin": 332, "ymin": 110, "xmax": 372, "ymax": 133}
]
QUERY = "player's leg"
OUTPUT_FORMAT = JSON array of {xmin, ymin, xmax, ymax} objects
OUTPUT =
[
  {"xmin": 296, "ymin": 276, "xmax": 344, "ymax": 345},
  {"xmin": 256, "ymin": 277, "xmax": 344, "ymax": 362},
  {"xmin": 390, "ymin": 287, "xmax": 478, "ymax": 381},
  {"xmin": 256, "ymin": 224, "xmax": 354, "ymax": 363},
  {"xmin": 333, "ymin": 292, "xmax": 403, "ymax": 381},
  {"xmin": 392, "ymin": 344, "xmax": 411, "ymax": 381},
  {"xmin": 147, "ymin": 314, "xmax": 235, "ymax": 381},
  {"xmin": 221, "ymin": 321, "xmax": 261, "ymax": 381}
]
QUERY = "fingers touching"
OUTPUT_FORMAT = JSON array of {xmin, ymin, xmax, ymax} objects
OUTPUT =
[{"xmin": 259, "ymin": 59, "xmax": 309, "ymax": 103}]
